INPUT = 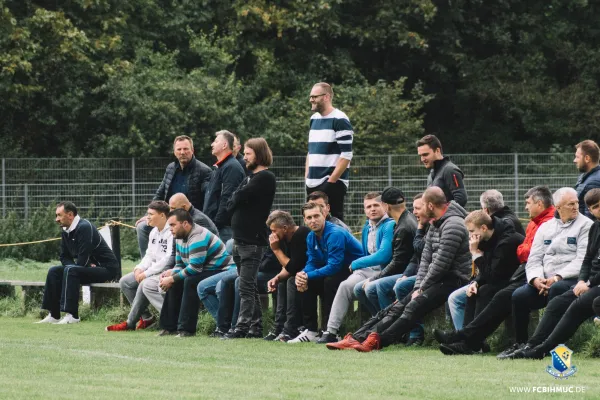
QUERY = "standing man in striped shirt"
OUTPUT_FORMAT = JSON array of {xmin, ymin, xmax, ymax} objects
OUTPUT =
[{"xmin": 306, "ymin": 82, "xmax": 354, "ymax": 221}]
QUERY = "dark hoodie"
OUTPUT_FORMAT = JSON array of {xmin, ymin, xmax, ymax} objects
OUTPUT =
[
  {"xmin": 415, "ymin": 201, "xmax": 471, "ymax": 292},
  {"xmin": 473, "ymin": 217, "xmax": 524, "ymax": 286},
  {"xmin": 492, "ymin": 206, "xmax": 525, "ymax": 236},
  {"xmin": 427, "ymin": 156, "xmax": 468, "ymax": 207}
]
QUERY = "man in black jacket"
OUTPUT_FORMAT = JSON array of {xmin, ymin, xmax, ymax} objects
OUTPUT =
[
  {"xmin": 224, "ymin": 138, "xmax": 277, "ymax": 339},
  {"xmin": 460, "ymin": 211, "xmax": 524, "ymax": 327},
  {"xmin": 355, "ymin": 187, "xmax": 417, "ymax": 315},
  {"xmin": 136, "ymin": 135, "xmax": 212, "ymax": 257},
  {"xmin": 417, "ymin": 134, "xmax": 468, "ymax": 207},
  {"xmin": 203, "ymin": 130, "xmax": 246, "ymax": 243},
  {"xmin": 37, "ymin": 202, "xmax": 119, "ymax": 324},
  {"xmin": 506, "ymin": 188, "xmax": 600, "ymax": 359}
]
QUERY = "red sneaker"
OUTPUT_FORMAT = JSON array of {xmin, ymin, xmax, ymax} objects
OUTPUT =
[
  {"xmin": 326, "ymin": 333, "xmax": 360, "ymax": 350},
  {"xmin": 136, "ymin": 316, "xmax": 156, "ymax": 330},
  {"xmin": 354, "ymin": 332, "xmax": 381, "ymax": 352},
  {"xmin": 105, "ymin": 321, "xmax": 133, "ymax": 331}
]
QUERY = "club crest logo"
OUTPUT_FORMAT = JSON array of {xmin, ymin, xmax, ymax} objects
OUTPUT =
[{"xmin": 546, "ymin": 345, "xmax": 577, "ymax": 379}]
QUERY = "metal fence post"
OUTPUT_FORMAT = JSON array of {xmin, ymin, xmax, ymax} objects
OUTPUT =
[
  {"xmin": 24, "ymin": 183, "xmax": 28, "ymax": 222},
  {"xmin": 387, "ymin": 155, "xmax": 392, "ymax": 186},
  {"xmin": 131, "ymin": 158, "xmax": 136, "ymax": 218},
  {"xmin": 514, "ymin": 153, "xmax": 519, "ymax": 216},
  {"xmin": 1, "ymin": 158, "xmax": 5, "ymax": 218}
]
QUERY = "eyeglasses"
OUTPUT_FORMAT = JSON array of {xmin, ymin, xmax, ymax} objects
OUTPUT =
[{"xmin": 309, "ymin": 94, "xmax": 327, "ymax": 101}]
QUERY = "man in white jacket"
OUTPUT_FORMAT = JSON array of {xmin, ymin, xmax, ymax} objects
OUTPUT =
[
  {"xmin": 106, "ymin": 201, "xmax": 174, "ymax": 331},
  {"xmin": 498, "ymin": 187, "xmax": 592, "ymax": 357}
]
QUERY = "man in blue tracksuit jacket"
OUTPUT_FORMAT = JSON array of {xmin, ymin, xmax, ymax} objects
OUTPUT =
[{"xmin": 316, "ymin": 192, "xmax": 395, "ymax": 343}]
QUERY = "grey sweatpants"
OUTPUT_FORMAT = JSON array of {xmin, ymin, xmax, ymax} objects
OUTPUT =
[
  {"xmin": 326, "ymin": 267, "xmax": 381, "ymax": 334},
  {"xmin": 120, "ymin": 272, "xmax": 163, "ymax": 327}
]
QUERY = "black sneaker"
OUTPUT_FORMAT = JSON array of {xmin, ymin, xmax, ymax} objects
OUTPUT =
[
  {"xmin": 439, "ymin": 341, "xmax": 476, "ymax": 355},
  {"xmin": 406, "ymin": 336, "xmax": 424, "ymax": 347},
  {"xmin": 222, "ymin": 329, "xmax": 248, "ymax": 340},
  {"xmin": 263, "ymin": 331, "xmax": 280, "ymax": 341},
  {"xmin": 496, "ymin": 343, "xmax": 525, "ymax": 360},
  {"xmin": 210, "ymin": 329, "xmax": 226, "ymax": 338},
  {"xmin": 316, "ymin": 331, "xmax": 339, "ymax": 344},
  {"xmin": 246, "ymin": 331, "xmax": 263, "ymax": 339},
  {"xmin": 512, "ymin": 345, "xmax": 545, "ymax": 360},
  {"xmin": 433, "ymin": 329, "xmax": 462, "ymax": 345}
]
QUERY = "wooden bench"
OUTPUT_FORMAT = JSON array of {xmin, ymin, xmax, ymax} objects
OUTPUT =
[{"xmin": 0, "ymin": 280, "xmax": 122, "ymax": 310}]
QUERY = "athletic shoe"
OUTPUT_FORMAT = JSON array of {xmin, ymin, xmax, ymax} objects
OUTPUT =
[
  {"xmin": 496, "ymin": 343, "xmax": 525, "ymax": 359},
  {"xmin": 136, "ymin": 316, "xmax": 156, "ymax": 330},
  {"xmin": 175, "ymin": 331, "xmax": 195, "ymax": 338},
  {"xmin": 210, "ymin": 329, "xmax": 226, "ymax": 338},
  {"xmin": 439, "ymin": 341, "xmax": 476, "ymax": 355},
  {"xmin": 354, "ymin": 332, "xmax": 381, "ymax": 352},
  {"xmin": 405, "ymin": 336, "xmax": 424, "ymax": 347},
  {"xmin": 509, "ymin": 345, "xmax": 546, "ymax": 360},
  {"xmin": 288, "ymin": 329, "xmax": 319, "ymax": 343},
  {"xmin": 35, "ymin": 314, "xmax": 60, "ymax": 324},
  {"xmin": 246, "ymin": 331, "xmax": 263, "ymax": 339},
  {"xmin": 156, "ymin": 329, "xmax": 176, "ymax": 337},
  {"xmin": 222, "ymin": 330, "xmax": 248, "ymax": 340},
  {"xmin": 433, "ymin": 328, "xmax": 461, "ymax": 345},
  {"xmin": 316, "ymin": 331, "xmax": 339, "ymax": 344},
  {"xmin": 105, "ymin": 321, "xmax": 133, "ymax": 331},
  {"xmin": 326, "ymin": 333, "xmax": 360, "ymax": 350},
  {"xmin": 56, "ymin": 314, "xmax": 80, "ymax": 324},
  {"xmin": 594, "ymin": 317, "xmax": 600, "ymax": 327},
  {"xmin": 263, "ymin": 331, "xmax": 280, "ymax": 341},
  {"xmin": 275, "ymin": 333, "xmax": 292, "ymax": 342}
]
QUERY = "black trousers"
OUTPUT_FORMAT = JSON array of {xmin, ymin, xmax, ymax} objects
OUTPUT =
[
  {"xmin": 353, "ymin": 277, "xmax": 461, "ymax": 348},
  {"xmin": 160, "ymin": 270, "xmax": 220, "ymax": 334},
  {"xmin": 529, "ymin": 286, "xmax": 600, "ymax": 352},
  {"xmin": 463, "ymin": 281, "xmax": 508, "ymax": 327},
  {"xmin": 300, "ymin": 269, "xmax": 349, "ymax": 332},
  {"xmin": 594, "ymin": 295, "xmax": 600, "ymax": 315},
  {"xmin": 306, "ymin": 180, "xmax": 347, "ymax": 221},
  {"xmin": 274, "ymin": 277, "xmax": 302, "ymax": 336},
  {"xmin": 42, "ymin": 265, "xmax": 116, "ymax": 318}
]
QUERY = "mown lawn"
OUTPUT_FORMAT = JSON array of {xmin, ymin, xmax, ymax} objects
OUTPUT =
[
  {"xmin": 0, "ymin": 318, "xmax": 599, "ymax": 400},
  {"xmin": 0, "ymin": 258, "xmax": 137, "ymax": 282}
]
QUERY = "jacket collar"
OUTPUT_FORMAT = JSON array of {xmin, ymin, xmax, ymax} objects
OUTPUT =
[
  {"xmin": 432, "ymin": 156, "xmax": 450, "ymax": 171},
  {"xmin": 532, "ymin": 205, "xmax": 556, "ymax": 225},
  {"xmin": 64, "ymin": 215, "xmax": 81, "ymax": 233},
  {"xmin": 214, "ymin": 152, "xmax": 233, "ymax": 168},
  {"xmin": 578, "ymin": 165, "xmax": 600, "ymax": 184},
  {"xmin": 177, "ymin": 155, "xmax": 196, "ymax": 171}
]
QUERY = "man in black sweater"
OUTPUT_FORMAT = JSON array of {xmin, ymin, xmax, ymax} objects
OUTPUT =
[
  {"xmin": 203, "ymin": 130, "xmax": 246, "ymax": 243},
  {"xmin": 136, "ymin": 135, "xmax": 212, "ymax": 258},
  {"xmin": 264, "ymin": 210, "xmax": 311, "ymax": 341},
  {"xmin": 506, "ymin": 188, "xmax": 600, "ymax": 359},
  {"xmin": 224, "ymin": 138, "xmax": 277, "ymax": 339},
  {"xmin": 37, "ymin": 202, "xmax": 119, "ymax": 324}
]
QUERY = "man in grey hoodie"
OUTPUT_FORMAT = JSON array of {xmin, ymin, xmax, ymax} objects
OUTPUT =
[{"xmin": 326, "ymin": 187, "xmax": 471, "ymax": 351}]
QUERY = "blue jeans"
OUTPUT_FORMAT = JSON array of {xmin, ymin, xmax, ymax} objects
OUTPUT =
[
  {"xmin": 197, "ymin": 268, "xmax": 237, "ymax": 321},
  {"xmin": 448, "ymin": 284, "xmax": 468, "ymax": 330},
  {"xmin": 354, "ymin": 274, "xmax": 402, "ymax": 316}
]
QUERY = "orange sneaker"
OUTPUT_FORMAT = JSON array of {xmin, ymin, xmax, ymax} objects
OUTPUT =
[
  {"xmin": 326, "ymin": 333, "xmax": 360, "ymax": 350},
  {"xmin": 136, "ymin": 316, "xmax": 156, "ymax": 330},
  {"xmin": 105, "ymin": 321, "xmax": 133, "ymax": 331},
  {"xmin": 354, "ymin": 332, "xmax": 381, "ymax": 352}
]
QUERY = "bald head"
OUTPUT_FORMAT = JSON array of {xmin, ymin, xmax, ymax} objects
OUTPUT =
[
  {"xmin": 169, "ymin": 193, "xmax": 191, "ymax": 211},
  {"xmin": 422, "ymin": 187, "xmax": 448, "ymax": 219}
]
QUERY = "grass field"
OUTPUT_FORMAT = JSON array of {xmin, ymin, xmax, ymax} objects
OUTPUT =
[
  {"xmin": 0, "ymin": 258, "xmax": 137, "ymax": 282},
  {"xmin": 0, "ymin": 317, "xmax": 599, "ymax": 399}
]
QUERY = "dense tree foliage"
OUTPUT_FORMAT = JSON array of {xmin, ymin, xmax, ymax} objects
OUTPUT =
[{"xmin": 1, "ymin": 0, "xmax": 598, "ymax": 159}]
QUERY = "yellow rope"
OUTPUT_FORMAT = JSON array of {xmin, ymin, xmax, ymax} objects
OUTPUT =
[{"xmin": 108, "ymin": 220, "xmax": 137, "ymax": 230}]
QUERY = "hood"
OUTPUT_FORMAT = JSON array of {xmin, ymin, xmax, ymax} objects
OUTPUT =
[{"xmin": 435, "ymin": 200, "xmax": 467, "ymax": 226}]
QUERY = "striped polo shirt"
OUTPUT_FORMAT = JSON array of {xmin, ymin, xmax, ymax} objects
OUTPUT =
[
  {"xmin": 172, "ymin": 224, "xmax": 233, "ymax": 281},
  {"xmin": 307, "ymin": 108, "xmax": 354, "ymax": 188}
]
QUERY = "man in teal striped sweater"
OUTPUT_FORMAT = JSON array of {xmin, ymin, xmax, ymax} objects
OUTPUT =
[{"xmin": 157, "ymin": 209, "xmax": 233, "ymax": 337}]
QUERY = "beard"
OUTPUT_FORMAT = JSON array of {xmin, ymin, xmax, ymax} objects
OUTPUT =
[
  {"xmin": 246, "ymin": 161, "xmax": 257, "ymax": 171},
  {"xmin": 577, "ymin": 163, "xmax": 587, "ymax": 173}
]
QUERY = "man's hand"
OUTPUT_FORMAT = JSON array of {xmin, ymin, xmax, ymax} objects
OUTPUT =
[
  {"xmin": 135, "ymin": 216, "xmax": 146, "ymax": 227},
  {"xmin": 573, "ymin": 280, "xmax": 589, "ymax": 297},
  {"xmin": 295, "ymin": 271, "xmax": 308, "ymax": 287},
  {"xmin": 159, "ymin": 275, "xmax": 174, "ymax": 291},
  {"xmin": 466, "ymin": 282, "xmax": 478, "ymax": 298},
  {"xmin": 545, "ymin": 275, "xmax": 561, "ymax": 288},
  {"xmin": 135, "ymin": 272, "xmax": 146, "ymax": 283},
  {"xmin": 362, "ymin": 278, "xmax": 372, "ymax": 290},
  {"xmin": 411, "ymin": 289, "xmax": 421, "ymax": 300},
  {"xmin": 469, "ymin": 233, "xmax": 482, "ymax": 255},
  {"xmin": 90, "ymin": 264, "xmax": 97, "ymax": 268},
  {"xmin": 269, "ymin": 233, "xmax": 281, "ymax": 251},
  {"xmin": 532, "ymin": 277, "xmax": 550, "ymax": 296},
  {"xmin": 267, "ymin": 276, "xmax": 279, "ymax": 293},
  {"xmin": 160, "ymin": 270, "xmax": 173, "ymax": 279}
]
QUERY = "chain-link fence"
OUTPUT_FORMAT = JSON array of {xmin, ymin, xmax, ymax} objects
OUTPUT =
[{"xmin": 0, "ymin": 154, "xmax": 579, "ymax": 232}]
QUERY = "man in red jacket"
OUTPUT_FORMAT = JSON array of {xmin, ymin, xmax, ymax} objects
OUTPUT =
[{"xmin": 435, "ymin": 185, "xmax": 556, "ymax": 355}]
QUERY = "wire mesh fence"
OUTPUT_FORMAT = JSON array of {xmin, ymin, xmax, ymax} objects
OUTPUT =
[{"xmin": 0, "ymin": 154, "xmax": 579, "ymax": 232}]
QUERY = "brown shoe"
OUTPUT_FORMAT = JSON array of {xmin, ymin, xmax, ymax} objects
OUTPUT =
[
  {"xmin": 354, "ymin": 332, "xmax": 381, "ymax": 352},
  {"xmin": 156, "ymin": 329, "xmax": 176, "ymax": 337},
  {"xmin": 326, "ymin": 333, "xmax": 360, "ymax": 350}
]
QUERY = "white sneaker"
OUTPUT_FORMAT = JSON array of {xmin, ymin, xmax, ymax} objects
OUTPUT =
[
  {"xmin": 35, "ymin": 314, "xmax": 60, "ymax": 324},
  {"xmin": 594, "ymin": 317, "xmax": 600, "ymax": 327},
  {"xmin": 288, "ymin": 329, "xmax": 318, "ymax": 343},
  {"xmin": 56, "ymin": 314, "xmax": 81, "ymax": 324}
]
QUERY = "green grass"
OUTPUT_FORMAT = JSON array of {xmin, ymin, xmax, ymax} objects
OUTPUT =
[
  {"xmin": 0, "ymin": 258, "xmax": 138, "ymax": 281},
  {"xmin": 0, "ymin": 318, "xmax": 599, "ymax": 399}
]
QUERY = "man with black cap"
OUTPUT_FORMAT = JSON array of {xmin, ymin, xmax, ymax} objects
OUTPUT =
[{"xmin": 354, "ymin": 187, "xmax": 417, "ymax": 316}]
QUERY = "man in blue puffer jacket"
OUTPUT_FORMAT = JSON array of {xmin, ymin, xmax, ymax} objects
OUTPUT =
[
  {"xmin": 574, "ymin": 140, "xmax": 600, "ymax": 220},
  {"xmin": 316, "ymin": 191, "xmax": 395, "ymax": 344}
]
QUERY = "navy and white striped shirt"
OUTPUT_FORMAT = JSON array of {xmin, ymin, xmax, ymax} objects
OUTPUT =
[{"xmin": 307, "ymin": 108, "xmax": 353, "ymax": 188}]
